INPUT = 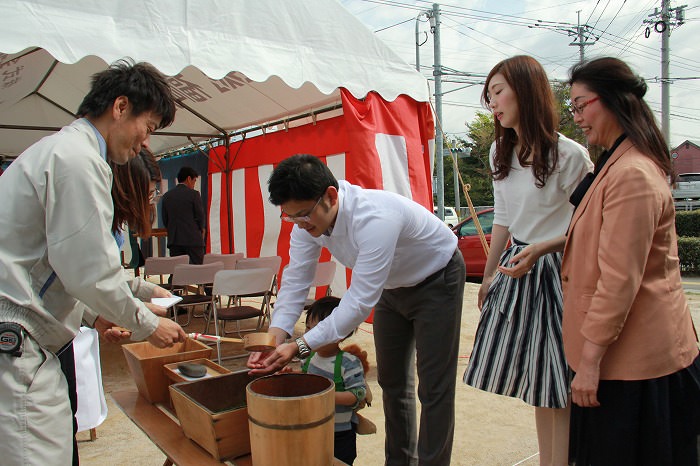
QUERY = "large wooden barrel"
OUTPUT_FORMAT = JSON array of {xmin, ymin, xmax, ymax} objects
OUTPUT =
[{"xmin": 246, "ymin": 373, "xmax": 335, "ymax": 465}]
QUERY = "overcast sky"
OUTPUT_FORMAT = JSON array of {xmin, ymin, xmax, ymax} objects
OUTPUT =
[{"xmin": 339, "ymin": 0, "xmax": 699, "ymax": 149}]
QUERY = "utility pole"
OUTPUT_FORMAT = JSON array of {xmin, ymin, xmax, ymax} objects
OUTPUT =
[
  {"xmin": 530, "ymin": 13, "xmax": 597, "ymax": 63},
  {"xmin": 415, "ymin": 12, "xmax": 427, "ymax": 72},
  {"xmin": 644, "ymin": 0, "xmax": 686, "ymax": 148},
  {"xmin": 570, "ymin": 11, "xmax": 597, "ymax": 62},
  {"xmin": 429, "ymin": 3, "xmax": 445, "ymax": 221}
]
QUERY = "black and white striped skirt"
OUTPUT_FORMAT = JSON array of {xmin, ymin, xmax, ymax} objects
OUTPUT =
[{"xmin": 463, "ymin": 242, "xmax": 569, "ymax": 408}]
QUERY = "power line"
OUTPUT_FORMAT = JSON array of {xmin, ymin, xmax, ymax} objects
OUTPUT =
[
  {"xmin": 597, "ymin": 0, "xmax": 627, "ymax": 38},
  {"xmin": 374, "ymin": 17, "xmax": 414, "ymax": 32},
  {"xmin": 352, "ymin": 0, "xmax": 698, "ymax": 142},
  {"xmin": 585, "ymin": 0, "xmax": 602, "ymax": 25},
  {"xmin": 365, "ymin": 0, "xmax": 700, "ymax": 73},
  {"xmin": 590, "ymin": 0, "xmax": 612, "ymax": 30}
]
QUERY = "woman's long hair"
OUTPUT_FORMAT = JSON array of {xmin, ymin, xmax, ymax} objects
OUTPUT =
[
  {"xmin": 483, "ymin": 55, "xmax": 560, "ymax": 187},
  {"xmin": 110, "ymin": 148, "xmax": 161, "ymax": 236},
  {"xmin": 569, "ymin": 57, "xmax": 671, "ymax": 176}
]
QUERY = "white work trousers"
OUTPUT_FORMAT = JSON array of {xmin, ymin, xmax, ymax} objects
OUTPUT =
[{"xmin": 0, "ymin": 330, "xmax": 72, "ymax": 465}]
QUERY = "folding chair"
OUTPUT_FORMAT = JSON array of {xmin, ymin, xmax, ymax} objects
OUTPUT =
[
  {"xmin": 209, "ymin": 268, "xmax": 276, "ymax": 339},
  {"xmin": 170, "ymin": 262, "xmax": 224, "ymax": 327},
  {"xmin": 303, "ymin": 261, "xmax": 337, "ymax": 309},
  {"xmin": 203, "ymin": 252, "xmax": 244, "ymax": 270},
  {"xmin": 143, "ymin": 255, "xmax": 189, "ymax": 289},
  {"xmin": 236, "ymin": 256, "xmax": 282, "ymax": 300}
]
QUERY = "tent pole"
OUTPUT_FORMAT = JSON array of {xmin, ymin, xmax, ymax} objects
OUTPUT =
[{"xmin": 224, "ymin": 138, "xmax": 233, "ymax": 253}]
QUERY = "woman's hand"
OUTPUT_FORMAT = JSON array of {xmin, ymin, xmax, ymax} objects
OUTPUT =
[
  {"xmin": 571, "ymin": 339, "xmax": 607, "ymax": 407},
  {"xmin": 94, "ymin": 316, "xmax": 132, "ymax": 343},
  {"xmin": 477, "ymin": 276, "xmax": 493, "ymax": 310},
  {"xmin": 571, "ymin": 364, "xmax": 601, "ymax": 407},
  {"xmin": 498, "ymin": 244, "xmax": 539, "ymax": 278}
]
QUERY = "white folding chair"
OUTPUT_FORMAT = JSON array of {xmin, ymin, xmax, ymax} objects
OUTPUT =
[
  {"xmin": 304, "ymin": 261, "xmax": 337, "ymax": 309},
  {"xmin": 279, "ymin": 260, "xmax": 338, "ymax": 309},
  {"xmin": 143, "ymin": 255, "xmax": 189, "ymax": 289},
  {"xmin": 236, "ymin": 256, "xmax": 282, "ymax": 299},
  {"xmin": 203, "ymin": 252, "xmax": 244, "ymax": 270},
  {"xmin": 170, "ymin": 262, "xmax": 224, "ymax": 327},
  {"xmin": 209, "ymin": 268, "xmax": 276, "ymax": 338}
]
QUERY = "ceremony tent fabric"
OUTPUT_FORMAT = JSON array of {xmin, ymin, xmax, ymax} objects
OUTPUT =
[
  {"xmin": 0, "ymin": 0, "xmax": 429, "ymax": 158},
  {"xmin": 206, "ymin": 89, "xmax": 435, "ymax": 297},
  {"xmin": 0, "ymin": 0, "xmax": 435, "ymax": 297}
]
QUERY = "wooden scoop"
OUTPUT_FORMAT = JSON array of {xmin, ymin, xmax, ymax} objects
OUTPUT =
[
  {"xmin": 242, "ymin": 332, "xmax": 277, "ymax": 352},
  {"xmin": 187, "ymin": 332, "xmax": 276, "ymax": 352}
]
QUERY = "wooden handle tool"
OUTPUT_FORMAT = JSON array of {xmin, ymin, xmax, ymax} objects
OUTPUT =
[
  {"xmin": 187, "ymin": 332, "xmax": 276, "ymax": 351},
  {"xmin": 188, "ymin": 333, "xmax": 243, "ymax": 344}
]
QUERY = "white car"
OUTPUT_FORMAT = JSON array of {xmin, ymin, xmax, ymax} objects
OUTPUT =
[{"xmin": 434, "ymin": 206, "xmax": 459, "ymax": 228}]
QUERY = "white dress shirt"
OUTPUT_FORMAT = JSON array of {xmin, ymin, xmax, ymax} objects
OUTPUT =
[{"xmin": 272, "ymin": 180, "xmax": 457, "ymax": 349}]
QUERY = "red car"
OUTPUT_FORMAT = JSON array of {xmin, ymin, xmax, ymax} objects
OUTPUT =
[{"xmin": 452, "ymin": 208, "xmax": 496, "ymax": 278}]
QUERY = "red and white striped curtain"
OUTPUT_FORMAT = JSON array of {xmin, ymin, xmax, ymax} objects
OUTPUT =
[{"xmin": 207, "ymin": 89, "xmax": 435, "ymax": 296}]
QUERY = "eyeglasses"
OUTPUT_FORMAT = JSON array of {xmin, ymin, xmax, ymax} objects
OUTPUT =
[
  {"xmin": 280, "ymin": 196, "xmax": 323, "ymax": 223},
  {"xmin": 569, "ymin": 96, "xmax": 600, "ymax": 116},
  {"xmin": 148, "ymin": 186, "xmax": 162, "ymax": 204}
]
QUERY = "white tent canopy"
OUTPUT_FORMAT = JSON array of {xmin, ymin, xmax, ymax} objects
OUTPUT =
[{"xmin": 0, "ymin": 0, "xmax": 429, "ymax": 158}]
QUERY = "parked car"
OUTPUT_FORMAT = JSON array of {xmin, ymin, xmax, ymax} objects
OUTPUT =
[
  {"xmin": 434, "ymin": 206, "xmax": 460, "ymax": 228},
  {"xmin": 672, "ymin": 173, "xmax": 700, "ymax": 200},
  {"xmin": 452, "ymin": 208, "xmax": 496, "ymax": 278}
]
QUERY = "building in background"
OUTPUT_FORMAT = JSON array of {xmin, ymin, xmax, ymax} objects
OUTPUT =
[{"xmin": 672, "ymin": 140, "xmax": 700, "ymax": 175}]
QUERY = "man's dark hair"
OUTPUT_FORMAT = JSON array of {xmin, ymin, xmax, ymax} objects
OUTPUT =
[
  {"xmin": 177, "ymin": 166, "xmax": 199, "ymax": 183},
  {"xmin": 268, "ymin": 154, "xmax": 339, "ymax": 206},
  {"xmin": 77, "ymin": 59, "xmax": 176, "ymax": 129}
]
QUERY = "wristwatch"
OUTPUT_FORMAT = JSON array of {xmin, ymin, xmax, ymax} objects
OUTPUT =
[{"xmin": 295, "ymin": 337, "xmax": 312, "ymax": 359}]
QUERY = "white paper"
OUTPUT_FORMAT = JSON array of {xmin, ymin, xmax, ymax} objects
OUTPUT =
[
  {"xmin": 151, "ymin": 296, "xmax": 183, "ymax": 308},
  {"xmin": 75, "ymin": 327, "xmax": 108, "ymax": 431}
]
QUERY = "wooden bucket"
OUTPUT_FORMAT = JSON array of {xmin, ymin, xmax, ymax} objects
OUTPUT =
[
  {"xmin": 170, "ymin": 371, "xmax": 256, "ymax": 460},
  {"xmin": 246, "ymin": 373, "xmax": 335, "ymax": 466},
  {"xmin": 122, "ymin": 339, "xmax": 212, "ymax": 403}
]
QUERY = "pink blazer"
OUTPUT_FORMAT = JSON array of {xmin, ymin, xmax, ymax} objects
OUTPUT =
[{"xmin": 561, "ymin": 139, "xmax": 698, "ymax": 380}]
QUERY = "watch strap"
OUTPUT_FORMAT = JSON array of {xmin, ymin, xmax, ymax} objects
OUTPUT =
[{"xmin": 295, "ymin": 337, "xmax": 311, "ymax": 358}]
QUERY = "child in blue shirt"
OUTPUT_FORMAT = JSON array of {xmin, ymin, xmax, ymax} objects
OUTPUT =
[{"xmin": 301, "ymin": 296, "xmax": 367, "ymax": 465}]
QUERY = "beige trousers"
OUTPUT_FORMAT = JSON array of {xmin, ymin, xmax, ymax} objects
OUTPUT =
[{"xmin": 0, "ymin": 329, "xmax": 72, "ymax": 465}]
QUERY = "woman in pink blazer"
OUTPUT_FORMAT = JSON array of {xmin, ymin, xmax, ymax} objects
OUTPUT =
[
  {"xmin": 563, "ymin": 58, "xmax": 700, "ymax": 465},
  {"xmin": 502, "ymin": 57, "xmax": 699, "ymax": 465}
]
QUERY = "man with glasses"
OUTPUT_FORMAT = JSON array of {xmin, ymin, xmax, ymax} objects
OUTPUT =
[
  {"xmin": 249, "ymin": 154, "xmax": 466, "ymax": 466},
  {"xmin": 161, "ymin": 166, "xmax": 207, "ymax": 265}
]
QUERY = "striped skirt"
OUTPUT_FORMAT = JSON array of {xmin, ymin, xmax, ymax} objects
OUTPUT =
[{"xmin": 463, "ymin": 243, "xmax": 569, "ymax": 408}]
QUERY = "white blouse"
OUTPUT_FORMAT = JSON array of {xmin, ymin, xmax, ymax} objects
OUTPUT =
[{"xmin": 491, "ymin": 133, "xmax": 593, "ymax": 243}]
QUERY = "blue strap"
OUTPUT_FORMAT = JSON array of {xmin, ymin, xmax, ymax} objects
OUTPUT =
[{"xmin": 39, "ymin": 272, "xmax": 57, "ymax": 298}]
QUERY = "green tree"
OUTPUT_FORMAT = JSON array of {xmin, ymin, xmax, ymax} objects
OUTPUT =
[
  {"xmin": 461, "ymin": 111, "xmax": 495, "ymax": 207},
  {"xmin": 440, "ymin": 114, "xmax": 494, "ymax": 211}
]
